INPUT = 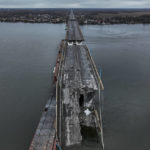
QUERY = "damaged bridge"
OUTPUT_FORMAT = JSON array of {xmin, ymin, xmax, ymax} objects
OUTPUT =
[
  {"xmin": 29, "ymin": 10, "xmax": 104, "ymax": 150},
  {"xmin": 56, "ymin": 11, "xmax": 104, "ymax": 149}
]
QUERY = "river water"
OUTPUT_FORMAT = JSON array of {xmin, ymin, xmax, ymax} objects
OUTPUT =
[{"xmin": 0, "ymin": 23, "xmax": 150, "ymax": 150}]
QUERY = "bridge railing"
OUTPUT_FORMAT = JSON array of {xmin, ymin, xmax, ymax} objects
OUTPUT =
[
  {"xmin": 84, "ymin": 45, "xmax": 104, "ymax": 90},
  {"xmin": 56, "ymin": 40, "xmax": 66, "ymax": 146}
]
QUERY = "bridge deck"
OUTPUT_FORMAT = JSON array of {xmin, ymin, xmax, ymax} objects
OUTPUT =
[
  {"xmin": 60, "ymin": 45, "xmax": 98, "ymax": 147},
  {"xmin": 63, "ymin": 45, "xmax": 98, "ymax": 90},
  {"xmin": 69, "ymin": 10, "xmax": 76, "ymax": 21},
  {"xmin": 66, "ymin": 20, "xmax": 84, "ymax": 42}
]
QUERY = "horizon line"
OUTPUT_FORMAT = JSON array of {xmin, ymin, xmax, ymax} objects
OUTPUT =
[{"xmin": 0, "ymin": 7, "xmax": 150, "ymax": 9}]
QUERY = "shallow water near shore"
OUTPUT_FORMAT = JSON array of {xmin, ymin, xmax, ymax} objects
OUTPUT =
[{"xmin": 0, "ymin": 23, "xmax": 150, "ymax": 150}]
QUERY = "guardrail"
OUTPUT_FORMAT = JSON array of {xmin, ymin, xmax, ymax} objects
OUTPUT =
[
  {"xmin": 85, "ymin": 45, "xmax": 104, "ymax": 90},
  {"xmin": 56, "ymin": 40, "xmax": 66, "ymax": 146}
]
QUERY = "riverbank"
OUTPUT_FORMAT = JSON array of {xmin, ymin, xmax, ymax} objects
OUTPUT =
[{"xmin": 0, "ymin": 8, "xmax": 150, "ymax": 24}]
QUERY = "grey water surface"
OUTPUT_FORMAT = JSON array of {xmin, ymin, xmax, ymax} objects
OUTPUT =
[{"xmin": 0, "ymin": 23, "xmax": 150, "ymax": 150}]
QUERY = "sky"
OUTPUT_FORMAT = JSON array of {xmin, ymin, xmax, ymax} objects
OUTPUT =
[{"xmin": 0, "ymin": 0, "xmax": 150, "ymax": 8}]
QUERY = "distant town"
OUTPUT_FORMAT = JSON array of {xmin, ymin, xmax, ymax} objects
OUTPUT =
[{"xmin": 0, "ymin": 8, "xmax": 150, "ymax": 24}]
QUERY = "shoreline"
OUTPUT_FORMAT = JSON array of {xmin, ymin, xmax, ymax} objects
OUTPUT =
[{"xmin": 0, "ymin": 21, "xmax": 150, "ymax": 25}]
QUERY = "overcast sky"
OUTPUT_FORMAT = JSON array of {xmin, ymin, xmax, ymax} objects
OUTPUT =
[{"xmin": 0, "ymin": 0, "xmax": 150, "ymax": 8}]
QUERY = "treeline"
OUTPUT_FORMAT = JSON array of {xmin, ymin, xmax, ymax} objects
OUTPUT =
[{"xmin": 0, "ymin": 8, "xmax": 150, "ymax": 24}]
